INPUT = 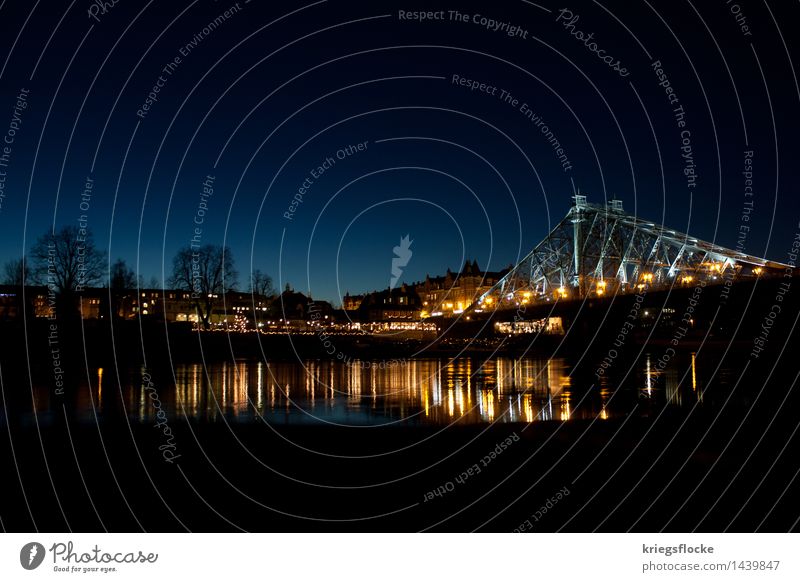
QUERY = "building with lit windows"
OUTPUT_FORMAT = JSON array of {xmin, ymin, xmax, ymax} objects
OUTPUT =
[
  {"xmin": 0, "ymin": 285, "xmax": 277, "ymax": 328},
  {"xmin": 414, "ymin": 260, "xmax": 510, "ymax": 317},
  {"xmin": 355, "ymin": 284, "xmax": 422, "ymax": 321},
  {"xmin": 342, "ymin": 292, "xmax": 365, "ymax": 311}
]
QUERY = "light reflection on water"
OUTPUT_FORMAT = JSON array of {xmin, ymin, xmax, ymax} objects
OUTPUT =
[
  {"xmin": 162, "ymin": 358, "xmax": 583, "ymax": 425},
  {"xmin": 22, "ymin": 354, "xmax": 705, "ymax": 426},
  {"xmin": 141, "ymin": 354, "xmax": 699, "ymax": 425}
]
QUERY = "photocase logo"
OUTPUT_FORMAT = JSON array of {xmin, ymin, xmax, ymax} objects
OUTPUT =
[
  {"xmin": 390, "ymin": 234, "xmax": 413, "ymax": 290},
  {"xmin": 20, "ymin": 542, "xmax": 45, "ymax": 570}
]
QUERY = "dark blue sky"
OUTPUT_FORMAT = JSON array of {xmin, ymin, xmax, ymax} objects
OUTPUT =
[{"xmin": 1, "ymin": 0, "xmax": 798, "ymax": 304}]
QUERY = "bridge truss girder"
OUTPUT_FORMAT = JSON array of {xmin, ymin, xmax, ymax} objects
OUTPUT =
[{"xmin": 473, "ymin": 197, "xmax": 789, "ymax": 311}]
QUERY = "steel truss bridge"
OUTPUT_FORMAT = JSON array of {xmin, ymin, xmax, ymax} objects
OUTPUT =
[{"xmin": 472, "ymin": 195, "xmax": 790, "ymax": 311}]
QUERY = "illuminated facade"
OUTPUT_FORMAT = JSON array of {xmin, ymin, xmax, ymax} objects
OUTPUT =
[
  {"xmin": 356, "ymin": 284, "xmax": 422, "ymax": 321},
  {"xmin": 342, "ymin": 292, "xmax": 364, "ymax": 311},
  {"xmin": 0, "ymin": 285, "xmax": 276, "ymax": 327},
  {"xmin": 415, "ymin": 260, "xmax": 508, "ymax": 317}
]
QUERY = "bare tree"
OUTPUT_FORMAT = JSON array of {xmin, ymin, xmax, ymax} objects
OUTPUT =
[
  {"xmin": 169, "ymin": 244, "xmax": 237, "ymax": 329},
  {"xmin": 108, "ymin": 258, "xmax": 137, "ymax": 318},
  {"xmin": 30, "ymin": 226, "xmax": 105, "ymax": 293},
  {"xmin": 137, "ymin": 275, "xmax": 161, "ymax": 289},
  {"xmin": 110, "ymin": 258, "xmax": 137, "ymax": 290},
  {"xmin": 249, "ymin": 269, "xmax": 274, "ymax": 297},
  {"xmin": 2, "ymin": 257, "xmax": 25, "ymax": 286},
  {"xmin": 248, "ymin": 269, "xmax": 275, "ymax": 327}
]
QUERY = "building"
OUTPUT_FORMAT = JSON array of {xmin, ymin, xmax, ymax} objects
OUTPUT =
[
  {"xmin": 414, "ymin": 260, "xmax": 509, "ymax": 317},
  {"xmin": 356, "ymin": 284, "xmax": 422, "ymax": 321},
  {"xmin": 130, "ymin": 289, "xmax": 276, "ymax": 327},
  {"xmin": 342, "ymin": 292, "xmax": 364, "ymax": 311},
  {"xmin": 0, "ymin": 286, "xmax": 33, "ymax": 320},
  {"xmin": 0, "ymin": 285, "xmax": 277, "ymax": 329},
  {"xmin": 0, "ymin": 285, "xmax": 104, "ymax": 320}
]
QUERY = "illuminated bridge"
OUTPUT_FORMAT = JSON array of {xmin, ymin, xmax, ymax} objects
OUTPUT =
[{"xmin": 472, "ymin": 195, "xmax": 790, "ymax": 312}]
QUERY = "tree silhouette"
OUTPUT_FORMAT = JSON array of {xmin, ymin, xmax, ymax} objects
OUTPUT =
[
  {"xmin": 30, "ymin": 226, "xmax": 105, "ymax": 319},
  {"xmin": 249, "ymin": 269, "xmax": 274, "ymax": 297},
  {"xmin": 108, "ymin": 258, "xmax": 137, "ymax": 318},
  {"xmin": 110, "ymin": 258, "xmax": 137, "ymax": 290},
  {"xmin": 2, "ymin": 257, "xmax": 25, "ymax": 286},
  {"xmin": 169, "ymin": 244, "xmax": 237, "ymax": 329}
]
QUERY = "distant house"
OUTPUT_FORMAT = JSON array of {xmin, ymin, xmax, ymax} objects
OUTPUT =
[
  {"xmin": 414, "ymin": 260, "xmax": 509, "ymax": 317},
  {"xmin": 0, "ymin": 284, "xmax": 276, "ymax": 329},
  {"xmin": 0, "ymin": 285, "xmax": 103, "ymax": 320},
  {"xmin": 275, "ymin": 288, "xmax": 311, "ymax": 321},
  {"xmin": 342, "ymin": 292, "xmax": 364, "ymax": 311},
  {"xmin": 356, "ymin": 284, "xmax": 422, "ymax": 321},
  {"xmin": 0, "ymin": 285, "xmax": 32, "ymax": 320}
]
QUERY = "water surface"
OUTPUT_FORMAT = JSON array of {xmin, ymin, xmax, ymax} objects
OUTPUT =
[{"xmin": 14, "ymin": 353, "xmax": 715, "ymax": 426}]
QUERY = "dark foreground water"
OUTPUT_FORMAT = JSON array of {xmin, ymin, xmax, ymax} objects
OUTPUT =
[
  {"xmin": 3, "ymin": 346, "xmax": 798, "ymax": 532},
  {"xmin": 15, "ymin": 352, "xmax": 722, "ymax": 427}
]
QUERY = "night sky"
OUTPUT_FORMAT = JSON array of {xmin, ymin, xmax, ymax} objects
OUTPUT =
[{"xmin": 1, "ymin": 0, "xmax": 798, "ymax": 304}]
